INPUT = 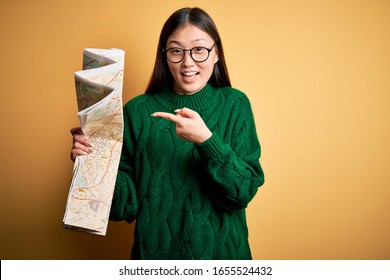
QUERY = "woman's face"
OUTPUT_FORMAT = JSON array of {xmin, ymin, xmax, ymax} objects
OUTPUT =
[{"xmin": 166, "ymin": 24, "xmax": 218, "ymax": 95}]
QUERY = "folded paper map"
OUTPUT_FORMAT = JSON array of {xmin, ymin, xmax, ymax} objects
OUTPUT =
[{"xmin": 63, "ymin": 48, "xmax": 125, "ymax": 235}]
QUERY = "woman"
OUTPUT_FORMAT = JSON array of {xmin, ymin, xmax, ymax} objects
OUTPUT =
[{"xmin": 71, "ymin": 7, "xmax": 265, "ymax": 260}]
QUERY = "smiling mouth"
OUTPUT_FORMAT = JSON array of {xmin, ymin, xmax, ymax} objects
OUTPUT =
[{"xmin": 181, "ymin": 71, "xmax": 199, "ymax": 77}]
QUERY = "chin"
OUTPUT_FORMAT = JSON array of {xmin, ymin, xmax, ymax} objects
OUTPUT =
[{"xmin": 180, "ymin": 82, "xmax": 206, "ymax": 94}]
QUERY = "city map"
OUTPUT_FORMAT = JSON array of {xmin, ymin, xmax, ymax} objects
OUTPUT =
[{"xmin": 63, "ymin": 48, "xmax": 125, "ymax": 235}]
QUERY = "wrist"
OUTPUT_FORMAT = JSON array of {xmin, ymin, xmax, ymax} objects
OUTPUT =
[{"xmin": 195, "ymin": 130, "xmax": 212, "ymax": 145}]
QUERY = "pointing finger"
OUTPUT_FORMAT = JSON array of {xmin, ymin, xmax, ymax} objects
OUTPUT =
[{"xmin": 151, "ymin": 112, "xmax": 182, "ymax": 124}]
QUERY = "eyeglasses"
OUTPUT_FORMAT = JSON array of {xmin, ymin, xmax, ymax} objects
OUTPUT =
[{"xmin": 163, "ymin": 44, "xmax": 215, "ymax": 63}]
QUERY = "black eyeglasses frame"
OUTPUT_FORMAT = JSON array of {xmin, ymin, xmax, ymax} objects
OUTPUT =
[{"xmin": 163, "ymin": 44, "xmax": 216, "ymax": 63}]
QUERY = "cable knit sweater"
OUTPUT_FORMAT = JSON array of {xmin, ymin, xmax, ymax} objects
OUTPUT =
[{"xmin": 109, "ymin": 83, "xmax": 265, "ymax": 260}]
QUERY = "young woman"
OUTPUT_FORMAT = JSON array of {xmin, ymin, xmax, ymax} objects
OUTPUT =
[{"xmin": 70, "ymin": 7, "xmax": 265, "ymax": 260}]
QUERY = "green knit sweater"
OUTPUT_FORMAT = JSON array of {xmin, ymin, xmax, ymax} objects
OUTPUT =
[{"xmin": 109, "ymin": 83, "xmax": 264, "ymax": 260}]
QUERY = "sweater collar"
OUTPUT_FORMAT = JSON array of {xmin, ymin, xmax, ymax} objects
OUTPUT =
[{"xmin": 150, "ymin": 83, "xmax": 216, "ymax": 112}]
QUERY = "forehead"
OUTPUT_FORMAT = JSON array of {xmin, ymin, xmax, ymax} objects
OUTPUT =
[{"xmin": 167, "ymin": 24, "xmax": 213, "ymax": 45}]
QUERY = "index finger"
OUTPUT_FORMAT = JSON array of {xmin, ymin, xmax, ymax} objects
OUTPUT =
[{"xmin": 151, "ymin": 112, "xmax": 182, "ymax": 124}]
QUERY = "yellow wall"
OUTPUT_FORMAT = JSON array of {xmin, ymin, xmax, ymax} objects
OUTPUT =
[{"xmin": 1, "ymin": 0, "xmax": 389, "ymax": 259}]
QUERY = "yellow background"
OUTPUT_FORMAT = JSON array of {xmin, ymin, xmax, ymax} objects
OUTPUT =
[{"xmin": 0, "ymin": 0, "xmax": 389, "ymax": 259}]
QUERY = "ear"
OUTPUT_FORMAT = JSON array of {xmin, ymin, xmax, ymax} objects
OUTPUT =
[{"xmin": 213, "ymin": 47, "xmax": 219, "ymax": 64}]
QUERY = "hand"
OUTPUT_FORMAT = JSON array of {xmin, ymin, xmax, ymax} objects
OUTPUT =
[
  {"xmin": 151, "ymin": 107, "xmax": 212, "ymax": 144},
  {"xmin": 70, "ymin": 127, "xmax": 93, "ymax": 162}
]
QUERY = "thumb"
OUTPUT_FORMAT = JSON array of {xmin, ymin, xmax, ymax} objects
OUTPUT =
[
  {"xmin": 70, "ymin": 127, "xmax": 83, "ymax": 135},
  {"xmin": 175, "ymin": 107, "xmax": 198, "ymax": 119}
]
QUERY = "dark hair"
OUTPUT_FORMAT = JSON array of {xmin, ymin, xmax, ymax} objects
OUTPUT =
[{"xmin": 145, "ymin": 7, "xmax": 231, "ymax": 93}]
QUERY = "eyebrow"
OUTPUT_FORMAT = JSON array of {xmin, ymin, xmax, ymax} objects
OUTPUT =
[{"xmin": 167, "ymin": 38, "xmax": 207, "ymax": 46}]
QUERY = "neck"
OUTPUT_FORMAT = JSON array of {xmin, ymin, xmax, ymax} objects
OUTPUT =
[
  {"xmin": 151, "ymin": 83, "xmax": 217, "ymax": 112},
  {"xmin": 172, "ymin": 84, "xmax": 207, "ymax": 96}
]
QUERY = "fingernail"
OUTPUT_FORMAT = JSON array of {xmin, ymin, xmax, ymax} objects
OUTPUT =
[
  {"xmin": 82, "ymin": 151, "xmax": 88, "ymax": 155},
  {"xmin": 174, "ymin": 109, "xmax": 181, "ymax": 113},
  {"xmin": 88, "ymin": 148, "xmax": 93, "ymax": 153},
  {"xmin": 151, "ymin": 113, "xmax": 157, "ymax": 117}
]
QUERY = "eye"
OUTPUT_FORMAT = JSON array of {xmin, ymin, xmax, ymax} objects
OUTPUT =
[
  {"xmin": 193, "ymin": 47, "xmax": 206, "ymax": 53},
  {"xmin": 169, "ymin": 48, "xmax": 183, "ymax": 55}
]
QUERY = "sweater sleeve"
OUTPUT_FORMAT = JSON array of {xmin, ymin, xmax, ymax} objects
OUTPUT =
[
  {"xmin": 195, "ymin": 98, "xmax": 264, "ymax": 212},
  {"xmin": 109, "ymin": 107, "xmax": 138, "ymax": 223}
]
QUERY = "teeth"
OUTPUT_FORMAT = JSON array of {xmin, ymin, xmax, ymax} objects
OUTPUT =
[{"xmin": 182, "ymin": 71, "xmax": 198, "ymax": 76}]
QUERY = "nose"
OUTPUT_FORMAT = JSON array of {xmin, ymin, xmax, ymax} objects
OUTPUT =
[{"xmin": 182, "ymin": 50, "xmax": 195, "ymax": 65}]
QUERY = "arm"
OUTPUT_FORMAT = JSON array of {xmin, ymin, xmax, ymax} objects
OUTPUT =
[
  {"xmin": 196, "ymin": 115, "xmax": 264, "ymax": 211},
  {"xmin": 152, "ymin": 100, "xmax": 264, "ymax": 212}
]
